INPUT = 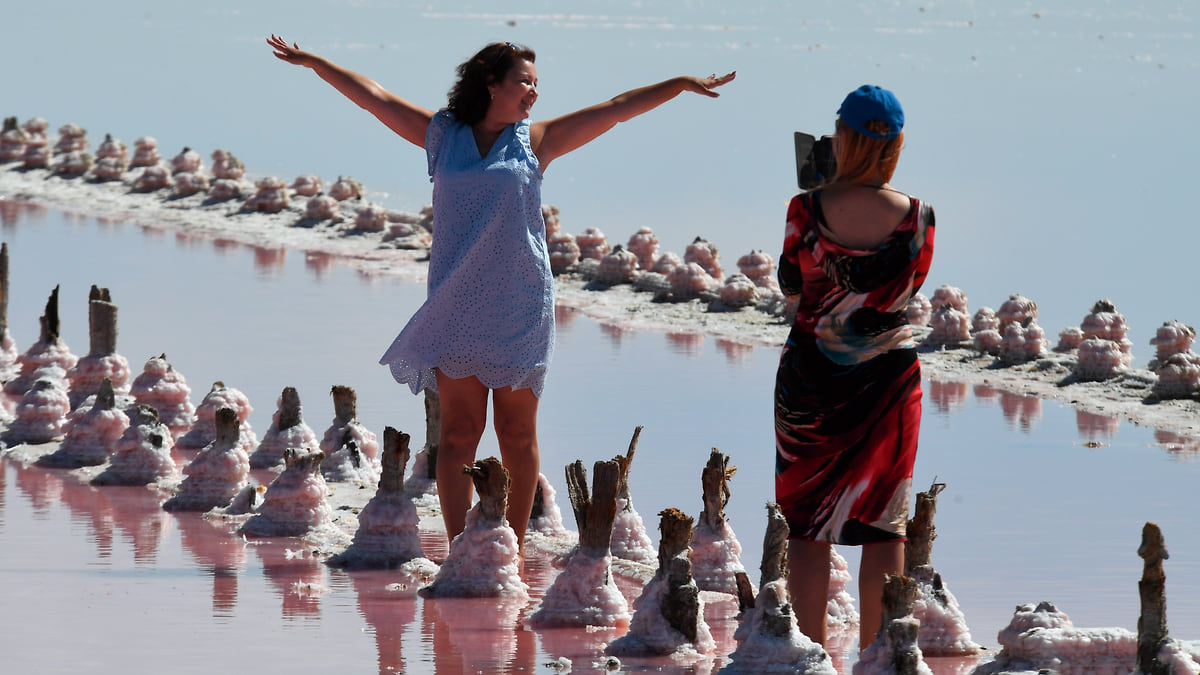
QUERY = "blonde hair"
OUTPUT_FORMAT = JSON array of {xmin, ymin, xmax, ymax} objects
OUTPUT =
[{"xmin": 831, "ymin": 118, "xmax": 904, "ymax": 186}]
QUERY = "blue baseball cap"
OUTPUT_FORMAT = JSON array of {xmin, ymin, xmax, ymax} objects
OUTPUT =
[{"xmin": 837, "ymin": 85, "xmax": 904, "ymax": 139}]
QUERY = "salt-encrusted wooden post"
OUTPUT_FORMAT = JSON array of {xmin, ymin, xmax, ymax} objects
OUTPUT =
[
  {"xmin": 422, "ymin": 389, "xmax": 440, "ymax": 480},
  {"xmin": 277, "ymin": 386, "xmax": 304, "ymax": 434},
  {"xmin": 466, "ymin": 457, "xmax": 509, "ymax": 525},
  {"xmin": 214, "ymin": 406, "xmax": 240, "ymax": 447},
  {"xmin": 0, "ymin": 242, "xmax": 9, "ymax": 342},
  {"xmin": 42, "ymin": 284, "xmax": 62, "ymax": 342},
  {"xmin": 881, "ymin": 574, "xmax": 923, "ymax": 675},
  {"xmin": 378, "ymin": 427, "xmax": 411, "ymax": 494},
  {"xmin": 761, "ymin": 502, "xmax": 790, "ymax": 587},
  {"xmin": 87, "ymin": 285, "xmax": 117, "ymax": 356},
  {"xmin": 659, "ymin": 507, "xmax": 700, "ymax": 643},
  {"xmin": 612, "ymin": 425, "xmax": 642, "ymax": 509},
  {"xmin": 565, "ymin": 459, "xmax": 620, "ymax": 556},
  {"xmin": 699, "ymin": 448, "xmax": 735, "ymax": 530},
  {"xmin": 331, "ymin": 384, "xmax": 358, "ymax": 425},
  {"xmin": 904, "ymin": 480, "xmax": 946, "ymax": 575},
  {"xmin": 1137, "ymin": 522, "xmax": 1170, "ymax": 675}
]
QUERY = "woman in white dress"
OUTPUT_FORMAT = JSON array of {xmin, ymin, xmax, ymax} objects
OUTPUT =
[{"xmin": 267, "ymin": 35, "xmax": 733, "ymax": 559}]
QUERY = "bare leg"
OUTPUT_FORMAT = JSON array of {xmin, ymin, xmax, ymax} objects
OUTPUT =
[
  {"xmin": 434, "ymin": 371, "xmax": 489, "ymax": 547},
  {"xmin": 492, "ymin": 385, "xmax": 540, "ymax": 557},
  {"xmin": 788, "ymin": 538, "xmax": 832, "ymax": 647},
  {"xmin": 858, "ymin": 540, "xmax": 904, "ymax": 651}
]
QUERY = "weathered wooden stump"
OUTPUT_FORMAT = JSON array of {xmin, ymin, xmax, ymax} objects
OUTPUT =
[
  {"xmin": 214, "ymin": 406, "xmax": 239, "ymax": 446},
  {"xmin": 699, "ymin": 448, "xmax": 735, "ymax": 530},
  {"xmin": 1137, "ymin": 522, "xmax": 1169, "ymax": 675},
  {"xmin": 612, "ymin": 425, "xmax": 643, "ymax": 509},
  {"xmin": 760, "ymin": 502, "xmax": 790, "ymax": 587},
  {"xmin": 277, "ymin": 385, "xmax": 303, "ymax": 431},
  {"xmin": 467, "ymin": 456, "xmax": 510, "ymax": 525},
  {"xmin": 0, "ymin": 242, "xmax": 9, "ymax": 342},
  {"xmin": 881, "ymin": 574, "xmax": 924, "ymax": 675},
  {"xmin": 565, "ymin": 459, "xmax": 620, "ymax": 557},
  {"xmin": 658, "ymin": 507, "xmax": 701, "ymax": 643},
  {"xmin": 422, "ymin": 389, "xmax": 440, "ymax": 480},
  {"xmin": 904, "ymin": 479, "xmax": 946, "ymax": 574},
  {"xmin": 87, "ymin": 285, "xmax": 117, "ymax": 356},
  {"xmin": 41, "ymin": 284, "xmax": 62, "ymax": 342},
  {"xmin": 331, "ymin": 384, "xmax": 358, "ymax": 423},
  {"xmin": 378, "ymin": 427, "xmax": 411, "ymax": 494}
]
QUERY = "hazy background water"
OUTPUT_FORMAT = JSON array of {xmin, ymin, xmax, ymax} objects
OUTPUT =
[
  {"xmin": 5, "ymin": 0, "xmax": 1197, "ymax": 366},
  {"xmin": 2, "ymin": 206, "xmax": 1199, "ymax": 674},
  {"xmin": 4, "ymin": 2, "xmax": 1200, "ymax": 672}
]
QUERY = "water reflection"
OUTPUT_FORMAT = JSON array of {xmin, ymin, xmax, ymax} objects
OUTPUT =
[
  {"xmin": 252, "ymin": 245, "xmax": 287, "ymax": 272},
  {"xmin": 12, "ymin": 458, "xmax": 62, "ymax": 517},
  {"xmin": 1155, "ymin": 429, "xmax": 1200, "ymax": 458},
  {"xmin": 927, "ymin": 378, "xmax": 970, "ymax": 414},
  {"xmin": 422, "ymin": 595, "xmax": 535, "ymax": 675},
  {"xmin": 1076, "ymin": 409, "xmax": 1121, "ymax": 442},
  {"xmin": 716, "ymin": 338, "xmax": 755, "ymax": 365},
  {"xmin": 253, "ymin": 540, "xmax": 329, "ymax": 619},
  {"xmin": 176, "ymin": 512, "xmax": 247, "ymax": 616},
  {"xmin": 666, "ymin": 331, "xmax": 704, "ymax": 357},
  {"xmin": 350, "ymin": 569, "xmax": 419, "ymax": 675},
  {"xmin": 0, "ymin": 198, "xmax": 49, "ymax": 227}
]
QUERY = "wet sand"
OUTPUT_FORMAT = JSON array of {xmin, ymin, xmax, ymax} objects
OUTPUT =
[{"xmin": 4, "ymin": 161, "xmax": 1197, "ymax": 443}]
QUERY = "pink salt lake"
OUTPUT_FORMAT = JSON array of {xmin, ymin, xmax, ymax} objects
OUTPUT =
[{"xmin": 2, "ymin": 205, "xmax": 1200, "ymax": 674}]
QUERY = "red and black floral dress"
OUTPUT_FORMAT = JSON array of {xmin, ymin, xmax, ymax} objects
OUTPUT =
[{"xmin": 774, "ymin": 189, "xmax": 935, "ymax": 545}]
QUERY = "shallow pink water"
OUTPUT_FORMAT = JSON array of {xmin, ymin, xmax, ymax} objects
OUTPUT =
[{"xmin": 2, "ymin": 204, "xmax": 1200, "ymax": 674}]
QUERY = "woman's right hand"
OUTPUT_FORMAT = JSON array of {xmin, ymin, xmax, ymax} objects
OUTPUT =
[{"xmin": 267, "ymin": 34, "xmax": 316, "ymax": 68}]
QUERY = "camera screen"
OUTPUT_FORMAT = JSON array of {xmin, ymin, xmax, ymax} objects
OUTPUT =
[{"xmin": 794, "ymin": 132, "xmax": 836, "ymax": 191}]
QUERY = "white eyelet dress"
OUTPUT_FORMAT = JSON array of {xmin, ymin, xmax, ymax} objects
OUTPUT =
[{"xmin": 379, "ymin": 110, "xmax": 555, "ymax": 398}]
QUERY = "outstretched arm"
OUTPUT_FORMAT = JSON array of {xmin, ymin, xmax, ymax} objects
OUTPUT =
[
  {"xmin": 267, "ymin": 35, "xmax": 434, "ymax": 148},
  {"xmin": 531, "ymin": 72, "xmax": 735, "ymax": 169}
]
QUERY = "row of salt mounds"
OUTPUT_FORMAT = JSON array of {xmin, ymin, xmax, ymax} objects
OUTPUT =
[
  {"xmin": 6, "ymin": 117, "xmax": 431, "ymax": 248},
  {"xmin": 1147, "ymin": 320, "xmax": 1200, "ymax": 398},
  {"xmin": 547, "ymin": 224, "xmax": 786, "ymax": 311}
]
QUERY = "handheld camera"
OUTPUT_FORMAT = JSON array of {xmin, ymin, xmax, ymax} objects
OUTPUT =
[{"xmin": 794, "ymin": 132, "xmax": 835, "ymax": 191}]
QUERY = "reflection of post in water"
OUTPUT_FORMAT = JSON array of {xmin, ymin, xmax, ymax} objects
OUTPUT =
[
  {"xmin": 422, "ymin": 595, "xmax": 533, "ymax": 675},
  {"xmin": 1076, "ymin": 409, "xmax": 1120, "ymax": 442},
  {"xmin": 11, "ymin": 458, "xmax": 63, "ymax": 515},
  {"xmin": 927, "ymin": 378, "xmax": 969, "ymax": 414},
  {"xmin": 252, "ymin": 540, "xmax": 328, "ymax": 619},
  {"xmin": 350, "ymin": 569, "xmax": 418, "ymax": 675},
  {"xmin": 999, "ymin": 391, "xmax": 1042, "ymax": 431},
  {"xmin": 55, "ymin": 470, "xmax": 117, "ymax": 558},
  {"xmin": 176, "ymin": 512, "xmax": 247, "ymax": 616}
]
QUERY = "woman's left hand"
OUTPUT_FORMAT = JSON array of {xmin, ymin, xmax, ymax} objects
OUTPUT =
[{"xmin": 687, "ymin": 71, "xmax": 737, "ymax": 98}]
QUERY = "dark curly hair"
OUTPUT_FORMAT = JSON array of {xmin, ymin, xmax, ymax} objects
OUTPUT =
[{"xmin": 447, "ymin": 41, "xmax": 536, "ymax": 126}]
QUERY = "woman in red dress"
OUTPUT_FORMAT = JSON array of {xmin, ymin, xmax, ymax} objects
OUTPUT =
[{"xmin": 774, "ymin": 84, "xmax": 935, "ymax": 650}]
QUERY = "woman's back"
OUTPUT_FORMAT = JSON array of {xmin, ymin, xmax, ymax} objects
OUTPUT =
[{"xmin": 812, "ymin": 184, "xmax": 912, "ymax": 250}]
